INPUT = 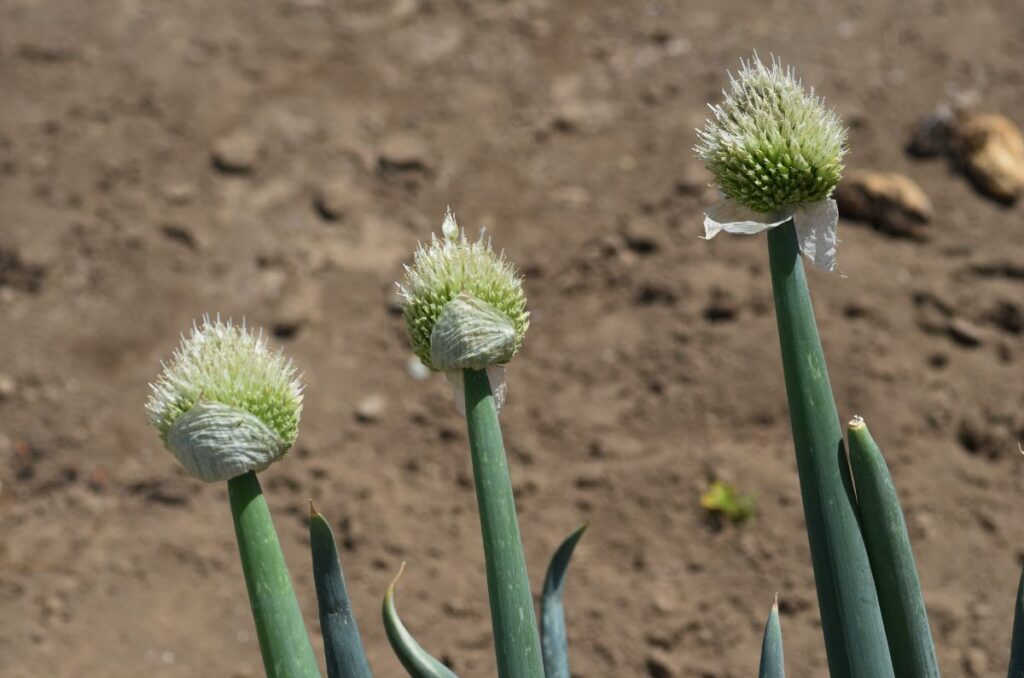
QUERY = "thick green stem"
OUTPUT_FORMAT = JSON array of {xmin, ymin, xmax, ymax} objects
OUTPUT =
[
  {"xmin": 228, "ymin": 471, "xmax": 321, "ymax": 678},
  {"xmin": 766, "ymin": 222, "xmax": 893, "ymax": 678},
  {"xmin": 463, "ymin": 368, "xmax": 544, "ymax": 678},
  {"xmin": 847, "ymin": 418, "xmax": 939, "ymax": 678}
]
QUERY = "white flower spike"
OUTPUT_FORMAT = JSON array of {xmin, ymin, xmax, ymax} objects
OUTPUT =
[
  {"xmin": 695, "ymin": 55, "xmax": 848, "ymax": 271},
  {"xmin": 397, "ymin": 208, "xmax": 529, "ymax": 414},
  {"xmin": 146, "ymin": 315, "xmax": 303, "ymax": 482}
]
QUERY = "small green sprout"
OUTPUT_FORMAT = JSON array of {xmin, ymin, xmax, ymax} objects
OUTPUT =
[{"xmin": 700, "ymin": 480, "xmax": 756, "ymax": 524}]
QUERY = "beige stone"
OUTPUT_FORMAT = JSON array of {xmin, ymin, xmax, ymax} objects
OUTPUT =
[
  {"xmin": 953, "ymin": 112, "xmax": 1024, "ymax": 203},
  {"xmin": 835, "ymin": 170, "xmax": 933, "ymax": 238}
]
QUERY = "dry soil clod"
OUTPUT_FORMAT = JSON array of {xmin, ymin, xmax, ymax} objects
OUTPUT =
[
  {"xmin": 834, "ymin": 170, "xmax": 933, "ymax": 239},
  {"xmin": 952, "ymin": 112, "xmax": 1024, "ymax": 204}
]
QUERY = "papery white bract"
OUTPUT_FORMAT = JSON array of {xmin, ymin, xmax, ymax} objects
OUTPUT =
[{"xmin": 703, "ymin": 197, "xmax": 840, "ymax": 272}]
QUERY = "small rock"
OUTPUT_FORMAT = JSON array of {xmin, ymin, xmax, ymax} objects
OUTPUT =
[
  {"xmin": 406, "ymin": 357, "xmax": 430, "ymax": 381},
  {"xmin": 988, "ymin": 300, "xmax": 1023, "ymax": 335},
  {"xmin": 162, "ymin": 182, "xmax": 195, "ymax": 205},
  {"xmin": 249, "ymin": 178, "xmax": 300, "ymax": 212},
  {"xmin": 551, "ymin": 98, "xmax": 618, "ymax": 134},
  {"xmin": 645, "ymin": 650, "xmax": 678, "ymax": 678},
  {"xmin": 957, "ymin": 414, "xmax": 1009, "ymax": 459},
  {"xmin": 621, "ymin": 219, "xmax": 662, "ymax": 255},
  {"xmin": 211, "ymin": 129, "xmax": 262, "ymax": 173},
  {"xmin": 355, "ymin": 394, "xmax": 387, "ymax": 422},
  {"xmin": 948, "ymin": 317, "xmax": 986, "ymax": 348},
  {"xmin": 952, "ymin": 112, "xmax": 1024, "ymax": 203},
  {"xmin": 0, "ymin": 374, "xmax": 15, "ymax": 400},
  {"xmin": 963, "ymin": 647, "xmax": 988, "ymax": 677},
  {"xmin": 396, "ymin": 21, "xmax": 464, "ymax": 66},
  {"xmin": 703, "ymin": 288, "xmax": 739, "ymax": 323},
  {"xmin": 160, "ymin": 224, "xmax": 199, "ymax": 250},
  {"xmin": 907, "ymin": 105, "xmax": 955, "ymax": 157},
  {"xmin": 549, "ymin": 185, "xmax": 591, "ymax": 209},
  {"xmin": 41, "ymin": 594, "xmax": 63, "ymax": 615},
  {"xmin": 377, "ymin": 133, "xmax": 430, "ymax": 172},
  {"xmin": 313, "ymin": 174, "xmax": 358, "ymax": 221},
  {"xmin": 650, "ymin": 586, "xmax": 679, "ymax": 615},
  {"xmin": 272, "ymin": 281, "xmax": 321, "ymax": 339},
  {"xmin": 835, "ymin": 170, "xmax": 933, "ymax": 239}
]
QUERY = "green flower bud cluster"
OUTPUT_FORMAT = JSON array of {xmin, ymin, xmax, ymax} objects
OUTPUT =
[
  {"xmin": 146, "ymin": 315, "xmax": 303, "ymax": 451},
  {"xmin": 695, "ymin": 55, "xmax": 847, "ymax": 214},
  {"xmin": 398, "ymin": 210, "xmax": 529, "ymax": 372}
]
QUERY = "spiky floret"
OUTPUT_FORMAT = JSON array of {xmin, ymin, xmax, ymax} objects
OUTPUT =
[
  {"xmin": 146, "ymin": 315, "xmax": 303, "ymax": 446},
  {"xmin": 695, "ymin": 55, "xmax": 848, "ymax": 214},
  {"xmin": 398, "ymin": 209, "xmax": 529, "ymax": 371}
]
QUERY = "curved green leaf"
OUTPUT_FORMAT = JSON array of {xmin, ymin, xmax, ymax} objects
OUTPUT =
[
  {"xmin": 382, "ymin": 564, "xmax": 459, "ymax": 678},
  {"xmin": 540, "ymin": 525, "xmax": 587, "ymax": 678},
  {"xmin": 759, "ymin": 596, "xmax": 785, "ymax": 678},
  {"xmin": 309, "ymin": 501, "xmax": 373, "ymax": 678}
]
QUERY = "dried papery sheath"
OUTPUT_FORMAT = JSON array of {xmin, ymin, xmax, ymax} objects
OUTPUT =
[
  {"xmin": 430, "ymin": 292, "xmax": 517, "ymax": 372},
  {"xmin": 445, "ymin": 365, "xmax": 508, "ymax": 416},
  {"xmin": 146, "ymin": 315, "xmax": 303, "ymax": 482},
  {"xmin": 166, "ymin": 402, "xmax": 288, "ymax": 482},
  {"xmin": 398, "ymin": 208, "xmax": 528, "ymax": 413},
  {"xmin": 695, "ymin": 55, "xmax": 848, "ymax": 271}
]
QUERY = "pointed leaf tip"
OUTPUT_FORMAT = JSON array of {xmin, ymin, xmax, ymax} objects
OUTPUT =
[
  {"xmin": 309, "ymin": 504, "xmax": 373, "ymax": 678},
  {"xmin": 541, "ymin": 525, "xmax": 587, "ymax": 678},
  {"xmin": 388, "ymin": 561, "xmax": 407, "ymax": 594},
  {"xmin": 759, "ymin": 595, "xmax": 785, "ymax": 678},
  {"xmin": 382, "ymin": 563, "xmax": 459, "ymax": 678}
]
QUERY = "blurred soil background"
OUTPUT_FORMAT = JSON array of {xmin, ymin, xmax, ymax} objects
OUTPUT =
[{"xmin": 2, "ymin": 0, "xmax": 1024, "ymax": 676}]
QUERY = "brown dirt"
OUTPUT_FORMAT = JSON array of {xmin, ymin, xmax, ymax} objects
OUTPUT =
[{"xmin": 2, "ymin": 1, "xmax": 1024, "ymax": 676}]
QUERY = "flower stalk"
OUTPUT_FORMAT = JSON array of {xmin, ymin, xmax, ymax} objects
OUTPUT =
[
  {"xmin": 396, "ymin": 211, "xmax": 543, "ymax": 677},
  {"xmin": 148, "ymin": 317, "xmax": 319, "ymax": 677},
  {"xmin": 464, "ymin": 367, "xmax": 544, "ymax": 678},
  {"xmin": 766, "ymin": 221, "xmax": 893, "ymax": 677},
  {"xmin": 229, "ymin": 471, "xmax": 321, "ymax": 678}
]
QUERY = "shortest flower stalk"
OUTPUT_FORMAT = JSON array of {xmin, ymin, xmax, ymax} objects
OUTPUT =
[
  {"xmin": 146, "ymin": 315, "xmax": 303, "ymax": 482},
  {"xmin": 398, "ymin": 208, "xmax": 529, "ymax": 412},
  {"xmin": 146, "ymin": 316, "xmax": 318, "ymax": 678},
  {"xmin": 695, "ymin": 54, "xmax": 848, "ymax": 271}
]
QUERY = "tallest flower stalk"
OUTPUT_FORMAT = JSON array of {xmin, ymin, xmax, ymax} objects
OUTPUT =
[{"xmin": 698, "ymin": 57, "xmax": 894, "ymax": 678}]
